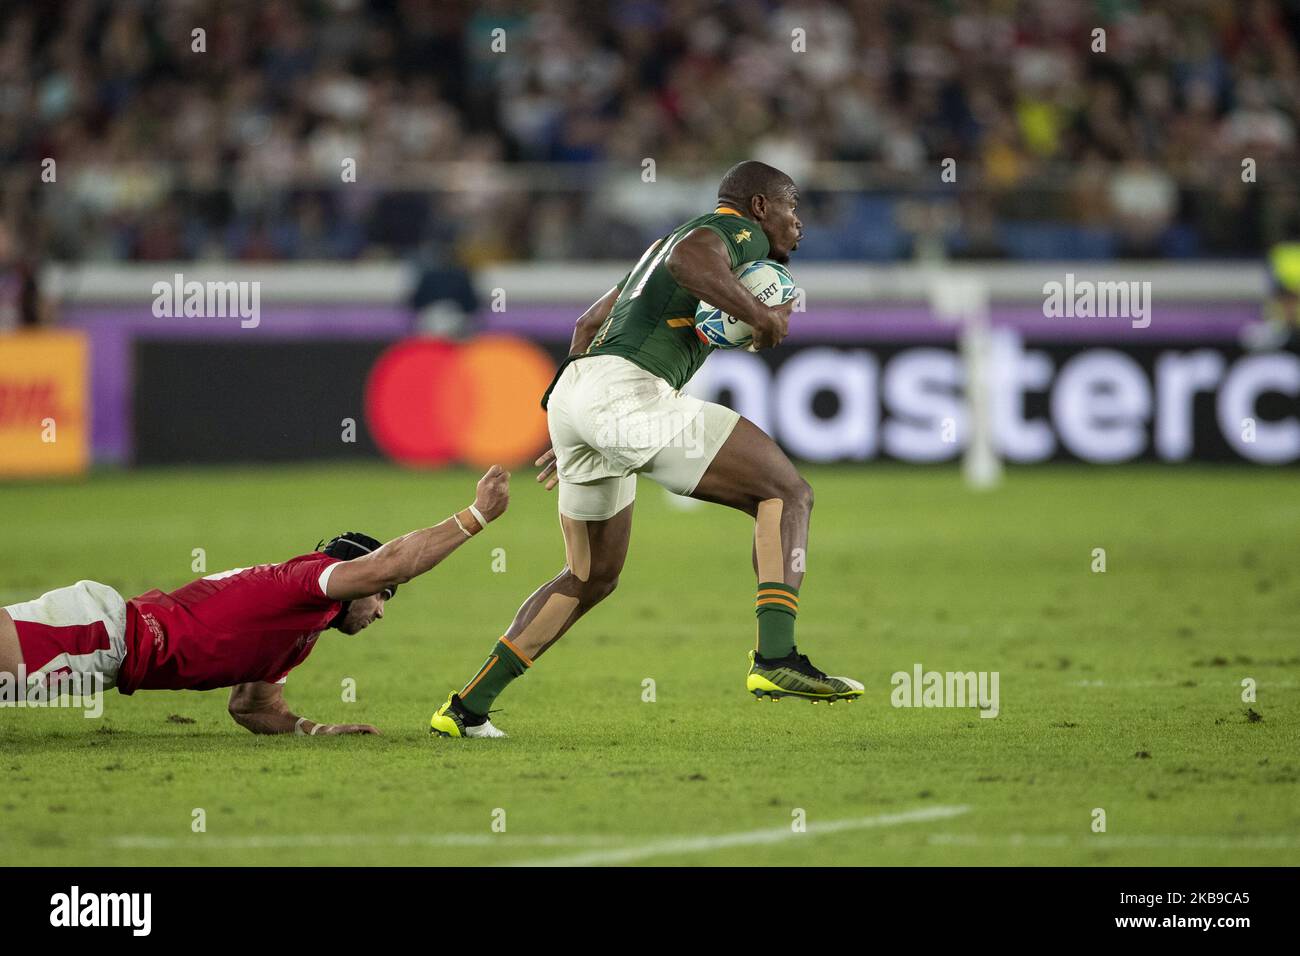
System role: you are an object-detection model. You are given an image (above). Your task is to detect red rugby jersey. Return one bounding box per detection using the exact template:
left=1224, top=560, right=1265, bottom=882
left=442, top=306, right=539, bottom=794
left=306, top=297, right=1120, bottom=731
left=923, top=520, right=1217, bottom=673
left=117, top=553, right=343, bottom=694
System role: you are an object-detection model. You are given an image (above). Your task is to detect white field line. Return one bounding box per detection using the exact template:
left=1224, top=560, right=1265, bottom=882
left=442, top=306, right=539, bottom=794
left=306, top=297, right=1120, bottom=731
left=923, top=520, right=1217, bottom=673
left=106, top=805, right=971, bottom=857
left=507, top=804, right=972, bottom=867
left=107, top=833, right=625, bottom=851
left=926, top=834, right=1300, bottom=850
left=1069, top=680, right=1299, bottom=688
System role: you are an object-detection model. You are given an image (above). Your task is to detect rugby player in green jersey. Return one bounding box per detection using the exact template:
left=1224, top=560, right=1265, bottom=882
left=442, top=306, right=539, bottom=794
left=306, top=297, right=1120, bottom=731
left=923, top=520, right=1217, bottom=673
left=431, top=160, right=863, bottom=738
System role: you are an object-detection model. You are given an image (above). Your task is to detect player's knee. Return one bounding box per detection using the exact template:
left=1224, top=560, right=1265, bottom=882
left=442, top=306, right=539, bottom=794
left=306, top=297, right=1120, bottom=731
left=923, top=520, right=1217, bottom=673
left=784, top=475, right=813, bottom=513
left=580, top=567, right=620, bottom=606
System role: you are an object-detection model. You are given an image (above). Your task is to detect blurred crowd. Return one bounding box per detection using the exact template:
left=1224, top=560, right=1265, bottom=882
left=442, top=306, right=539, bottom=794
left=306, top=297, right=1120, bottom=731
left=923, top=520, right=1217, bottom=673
left=1, top=0, right=1299, bottom=266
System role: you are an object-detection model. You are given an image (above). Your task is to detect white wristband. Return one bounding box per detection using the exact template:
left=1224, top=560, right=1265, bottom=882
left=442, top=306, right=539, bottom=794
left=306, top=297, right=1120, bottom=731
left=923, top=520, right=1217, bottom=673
left=468, top=504, right=488, bottom=530
left=310, top=722, right=325, bottom=736
left=294, top=717, right=309, bottom=736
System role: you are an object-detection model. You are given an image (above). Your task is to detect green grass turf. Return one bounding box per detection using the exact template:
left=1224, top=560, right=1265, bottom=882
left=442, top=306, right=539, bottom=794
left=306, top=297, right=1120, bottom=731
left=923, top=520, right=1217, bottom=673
left=1, top=463, right=1297, bottom=866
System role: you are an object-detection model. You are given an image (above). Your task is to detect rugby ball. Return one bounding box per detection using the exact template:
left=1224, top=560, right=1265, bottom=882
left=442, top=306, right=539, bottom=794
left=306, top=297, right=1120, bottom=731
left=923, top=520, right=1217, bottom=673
left=695, top=259, right=796, bottom=350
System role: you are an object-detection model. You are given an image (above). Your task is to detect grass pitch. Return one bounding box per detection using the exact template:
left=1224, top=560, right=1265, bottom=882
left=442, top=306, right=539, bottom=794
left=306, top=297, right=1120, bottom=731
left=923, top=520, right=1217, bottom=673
left=1, top=463, right=1297, bottom=866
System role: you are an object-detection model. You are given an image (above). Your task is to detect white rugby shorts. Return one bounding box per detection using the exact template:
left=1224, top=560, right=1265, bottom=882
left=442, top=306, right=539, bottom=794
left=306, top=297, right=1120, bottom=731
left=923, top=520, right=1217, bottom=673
left=546, top=354, right=739, bottom=520
left=4, top=580, right=128, bottom=689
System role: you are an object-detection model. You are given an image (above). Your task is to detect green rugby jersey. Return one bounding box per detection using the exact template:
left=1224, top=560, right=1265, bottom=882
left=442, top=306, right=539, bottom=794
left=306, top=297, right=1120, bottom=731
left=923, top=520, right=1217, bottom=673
left=542, top=206, right=770, bottom=407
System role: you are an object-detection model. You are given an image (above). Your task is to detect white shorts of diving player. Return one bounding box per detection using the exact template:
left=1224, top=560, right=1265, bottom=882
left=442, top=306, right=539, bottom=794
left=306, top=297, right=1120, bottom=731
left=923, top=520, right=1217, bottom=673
left=547, top=354, right=739, bottom=521
left=3, top=580, right=128, bottom=689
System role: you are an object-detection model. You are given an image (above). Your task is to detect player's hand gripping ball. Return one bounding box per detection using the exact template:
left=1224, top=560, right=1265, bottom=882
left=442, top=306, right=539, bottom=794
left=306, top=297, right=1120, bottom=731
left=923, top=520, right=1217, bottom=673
left=694, top=259, right=796, bottom=350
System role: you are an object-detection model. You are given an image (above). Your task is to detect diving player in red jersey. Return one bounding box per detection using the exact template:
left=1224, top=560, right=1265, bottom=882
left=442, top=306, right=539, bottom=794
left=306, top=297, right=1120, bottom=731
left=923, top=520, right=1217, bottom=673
left=0, top=466, right=510, bottom=735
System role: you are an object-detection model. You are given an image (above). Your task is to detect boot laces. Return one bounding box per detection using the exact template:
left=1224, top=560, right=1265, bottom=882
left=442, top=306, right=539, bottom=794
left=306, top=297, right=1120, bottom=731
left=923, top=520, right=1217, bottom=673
left=795, top=653, right=828, bottom=680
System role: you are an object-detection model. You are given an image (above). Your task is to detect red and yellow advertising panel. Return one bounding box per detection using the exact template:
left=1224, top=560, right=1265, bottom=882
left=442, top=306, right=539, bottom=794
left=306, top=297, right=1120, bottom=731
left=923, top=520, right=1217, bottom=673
left=365, top=335, right=555, bottom=468
left=0, top=331, right=89, bottom=477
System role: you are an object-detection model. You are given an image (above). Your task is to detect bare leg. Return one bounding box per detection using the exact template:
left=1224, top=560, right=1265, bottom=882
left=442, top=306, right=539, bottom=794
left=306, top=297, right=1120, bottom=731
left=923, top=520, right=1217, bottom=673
left=446, top=500, right=636, bottom=723
left=687, top=416, right=862, bottom=698
left=691, top=417, right=812, bottom=590
left=0, top=609, right=22, bottom=677
left=504, top=502, right=635, bottom=661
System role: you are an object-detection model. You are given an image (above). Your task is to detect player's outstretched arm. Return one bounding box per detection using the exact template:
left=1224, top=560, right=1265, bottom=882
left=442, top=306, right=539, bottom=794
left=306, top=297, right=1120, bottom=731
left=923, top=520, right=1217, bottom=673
left=666, top=228, right=793, bottom=348
left=227, top=681, right=378, bottom=736
left=324, top=465, right=510, bottom=602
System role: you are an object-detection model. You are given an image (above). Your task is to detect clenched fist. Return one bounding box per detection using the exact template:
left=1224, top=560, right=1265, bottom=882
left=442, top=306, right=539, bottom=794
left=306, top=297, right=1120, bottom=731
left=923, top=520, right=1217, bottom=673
left=474, top=465, right=510, bottom=524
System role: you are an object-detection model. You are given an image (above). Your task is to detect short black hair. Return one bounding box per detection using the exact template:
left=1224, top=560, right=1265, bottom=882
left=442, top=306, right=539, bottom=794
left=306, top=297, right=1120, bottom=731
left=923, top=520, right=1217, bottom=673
left=717, top=160, right=797, bottom=211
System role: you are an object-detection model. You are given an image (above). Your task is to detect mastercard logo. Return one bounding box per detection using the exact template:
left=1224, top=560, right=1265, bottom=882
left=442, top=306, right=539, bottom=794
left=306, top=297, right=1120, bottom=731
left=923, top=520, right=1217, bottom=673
left=364, top=335, right=556, bottom=467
